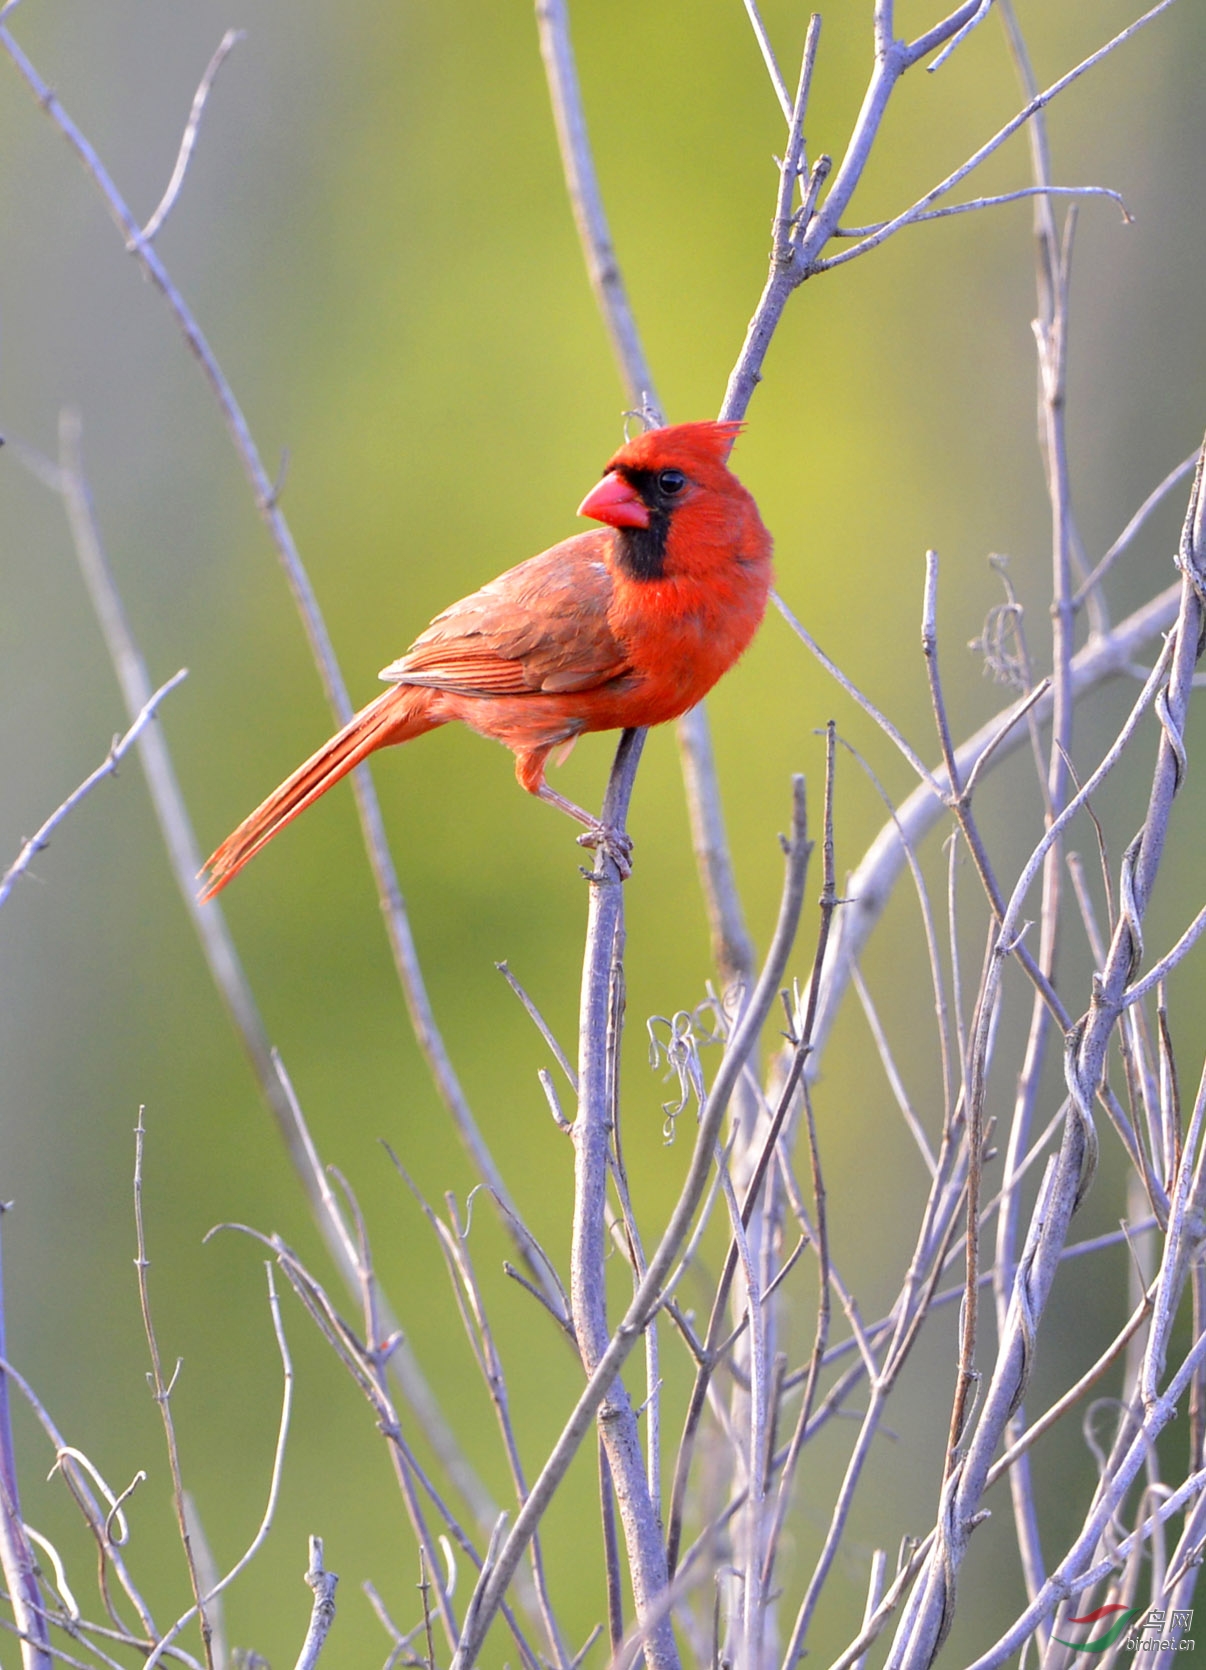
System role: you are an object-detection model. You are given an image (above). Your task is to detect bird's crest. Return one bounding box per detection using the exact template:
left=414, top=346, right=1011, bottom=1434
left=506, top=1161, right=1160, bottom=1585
left=607, top=419, right=745, bottom=475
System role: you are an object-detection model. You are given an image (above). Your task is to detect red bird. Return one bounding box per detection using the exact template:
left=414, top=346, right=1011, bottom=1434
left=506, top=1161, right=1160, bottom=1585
left=199, top=420, right=772, bottom=899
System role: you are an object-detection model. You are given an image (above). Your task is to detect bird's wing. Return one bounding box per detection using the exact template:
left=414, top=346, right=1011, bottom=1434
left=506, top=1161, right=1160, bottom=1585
left=380, top=534, right=631, bottom=697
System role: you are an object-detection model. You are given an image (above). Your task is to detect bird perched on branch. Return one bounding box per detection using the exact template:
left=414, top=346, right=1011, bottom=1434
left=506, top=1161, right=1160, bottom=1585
left=199, top=419, right=773, bottom=898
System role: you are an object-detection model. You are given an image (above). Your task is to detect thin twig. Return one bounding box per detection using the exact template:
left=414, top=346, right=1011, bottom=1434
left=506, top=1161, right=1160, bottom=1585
left=1073, top=449, right=1199, bottom=609
left=140, top=29, right=244, bottom=242
left=599, top=1443, right=624, bottom=1657
left=133, top=1110, right=214, bottom=1670
left=141, top=1262, right=293, bottom=1670
left=742, top=0, right=793, bottom=120
left=927, top=0, right=993, bottom=70
left=829, top=731, right=955, bottom=1133
left=834, top=183, right=1129, bottom=238
left=851, top=966, right=937, bottom=1175
left=760, top=737, right=838, bottom=1609
left=497, top=962, right=578, bottom=1090
left=0, top=671, right=187, bottom=910
left=773, top=593, right=945, bottom=802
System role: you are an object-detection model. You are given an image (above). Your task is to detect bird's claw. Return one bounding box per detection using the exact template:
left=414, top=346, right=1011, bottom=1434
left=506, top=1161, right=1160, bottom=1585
left=577, top=823, right=634, bottom=879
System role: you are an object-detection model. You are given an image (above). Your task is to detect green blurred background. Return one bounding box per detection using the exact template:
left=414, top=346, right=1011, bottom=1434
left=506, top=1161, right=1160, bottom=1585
left=1, top=1, right=1204, bottom=1663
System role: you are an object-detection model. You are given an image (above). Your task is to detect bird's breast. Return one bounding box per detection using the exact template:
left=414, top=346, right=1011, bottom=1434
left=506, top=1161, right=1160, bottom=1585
left=603, top=555, right=772, bottom=726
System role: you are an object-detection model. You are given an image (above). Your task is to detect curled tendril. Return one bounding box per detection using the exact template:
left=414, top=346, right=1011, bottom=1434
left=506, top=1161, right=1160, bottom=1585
left=49, top=1445, right=139, bottom=1547
left=646, top=1012, right=708, bottom=1142
left=968, top=555, right=1031, bottom=690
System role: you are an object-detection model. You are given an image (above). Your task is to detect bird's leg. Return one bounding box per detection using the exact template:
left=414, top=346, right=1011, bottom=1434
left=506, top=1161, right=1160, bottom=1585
left=514, top=747, right=635, bottom=876
left=535, top=782, right=634, bottom=879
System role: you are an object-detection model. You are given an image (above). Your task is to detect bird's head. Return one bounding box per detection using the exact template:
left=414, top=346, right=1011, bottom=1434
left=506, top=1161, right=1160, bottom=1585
left=577, top=420, right=749, bottom=581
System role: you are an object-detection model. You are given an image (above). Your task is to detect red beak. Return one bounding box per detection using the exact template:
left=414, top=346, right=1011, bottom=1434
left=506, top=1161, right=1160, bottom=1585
left=577, top=471, right=650, bottom=529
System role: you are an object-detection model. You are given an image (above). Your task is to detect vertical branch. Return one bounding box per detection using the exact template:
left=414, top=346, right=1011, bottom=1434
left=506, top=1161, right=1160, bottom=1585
left=534, top=0, right=761, bottom=988
left=677, top=710, right=756, bottom=983
left=760, top=738, right=835, bottom=1606
left=994, top=0, right=1080, bottom=1311
left=598, top=1442, right=625, bottom=1655
left=712, top=1147, right=769, bottom=1669
left=571, top=728, right=679, bottom=1670
left=134, top=1110, right=215, bottom=1670
left=453, top=785, right=809, bottom=1669
left=534, top=0, right=661, bottom=419
left=663, top=780, right=810, bottom=1584
left=990, top=14, right=1085, bottom=1618
left=891, top=438, right=1206, bottom=1670
left=920, top=557, right=986, bottom=1479
left=606, top=1032, right=661, bottom=1517
left=292, top=1537, right=338, bottom=1670
left=0, top=1214, right=51, bottom=1670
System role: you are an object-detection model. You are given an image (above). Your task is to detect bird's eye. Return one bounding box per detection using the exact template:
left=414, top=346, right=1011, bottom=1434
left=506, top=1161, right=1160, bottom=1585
left=658, top=469, right=687, bottom=496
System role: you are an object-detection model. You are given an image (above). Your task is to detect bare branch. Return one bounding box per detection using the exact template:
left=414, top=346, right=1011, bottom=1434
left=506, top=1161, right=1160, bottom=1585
left=817, top=1, right=1182, bottom=274
left=142, top=1262, right=294, bottom=1670
left=809, top=580, right=1180, bottom=1072
left=533, top=0, right=660, bottom=414
left=926, top=0, right=995, bottom=73
left=292, top=1538, right=337, bottom=1670
left=26, top=419, right=499, bottom=1529
left=774, top=592, right=945, bottom=799
left=741, top=0, right=792, bottom=120
left=1074, top=448, right=1200, bottom=609
left=834, top=183, right=1130, bottom=238
left=497, top=962, right=577, bottom=1090
left=571, top=727, right=677, bottom=1670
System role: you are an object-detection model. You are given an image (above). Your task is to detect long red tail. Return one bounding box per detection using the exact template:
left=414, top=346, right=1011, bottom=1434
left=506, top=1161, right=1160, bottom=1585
left=199, top=684, right=438, bottom=900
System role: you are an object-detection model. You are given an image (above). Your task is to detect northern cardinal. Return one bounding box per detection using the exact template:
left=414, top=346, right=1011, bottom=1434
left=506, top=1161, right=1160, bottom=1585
left=199, top=420, right=772, bottom=899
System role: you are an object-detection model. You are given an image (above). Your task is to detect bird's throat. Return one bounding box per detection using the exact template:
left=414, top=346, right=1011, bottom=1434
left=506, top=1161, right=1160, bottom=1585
left=615, top=517, right=669, bottom=581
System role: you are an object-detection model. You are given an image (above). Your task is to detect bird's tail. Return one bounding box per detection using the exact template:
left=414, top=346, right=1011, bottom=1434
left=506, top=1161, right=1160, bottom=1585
left=199, top=684, right=438, bottom=900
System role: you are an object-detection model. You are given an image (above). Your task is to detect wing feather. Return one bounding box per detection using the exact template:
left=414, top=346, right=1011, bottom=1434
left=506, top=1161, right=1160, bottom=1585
left=380, top=534, right=630, bottom=699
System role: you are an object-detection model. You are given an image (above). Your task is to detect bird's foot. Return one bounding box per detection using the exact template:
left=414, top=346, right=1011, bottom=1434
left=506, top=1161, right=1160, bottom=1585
left=577, top=823, right=634, bottom=879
